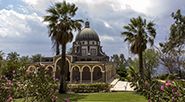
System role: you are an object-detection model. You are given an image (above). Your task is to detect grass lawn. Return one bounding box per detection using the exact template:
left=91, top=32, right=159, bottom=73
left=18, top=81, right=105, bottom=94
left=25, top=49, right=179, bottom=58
left=58, top=92, right=147, bottom=102
left=16, top=92, right=147, bottom=102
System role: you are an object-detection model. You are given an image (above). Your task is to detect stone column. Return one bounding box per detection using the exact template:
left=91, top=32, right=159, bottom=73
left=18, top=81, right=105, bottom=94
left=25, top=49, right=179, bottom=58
left=102, top=71, right=105, bottom=82
left=80, top=71, right=82, bottom=83
left=110, top=70, right=112, bottom=78
left=106, top=71, right=108, bottom=83
left=91, top=71, right=93, bottom=83
left=70, top=71, right=72, bottom=83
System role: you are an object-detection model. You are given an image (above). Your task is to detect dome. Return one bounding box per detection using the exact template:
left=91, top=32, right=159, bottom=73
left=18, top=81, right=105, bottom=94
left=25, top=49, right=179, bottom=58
left=75, top=21, right=99, bottom=41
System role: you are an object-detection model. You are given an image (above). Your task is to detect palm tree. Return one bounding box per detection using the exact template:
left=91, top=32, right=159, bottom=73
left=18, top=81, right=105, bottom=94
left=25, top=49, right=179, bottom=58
left=43, top=1, right=82, bottom=93
left=0, top=51, right=4, bottom=68
left=31, top=54, right=42, bottom=63
left=121, top=16, right=156, bottom=80
left=0, top=51, right=4, bottom=61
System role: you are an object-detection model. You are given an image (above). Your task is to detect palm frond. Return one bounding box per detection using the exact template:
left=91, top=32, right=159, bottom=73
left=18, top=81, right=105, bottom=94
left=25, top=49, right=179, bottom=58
left=46, top=7, right=58, bottom=15
left=147, top=22, right=156, bottom=38
left=121, top=16, right=157, bottom=54
left=43, top=1, right=83, bottom=53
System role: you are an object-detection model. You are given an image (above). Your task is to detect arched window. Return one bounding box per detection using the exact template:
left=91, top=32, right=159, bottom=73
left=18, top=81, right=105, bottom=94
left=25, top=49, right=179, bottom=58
left=82, top=67, right=91, bottom=83
left=72, top=67, right=80, bottom=83
left=90, top=48, right=97, bottom=56
left=93, top=67, right=102, bottom=82
left=82, top=48, right=87, bottom=56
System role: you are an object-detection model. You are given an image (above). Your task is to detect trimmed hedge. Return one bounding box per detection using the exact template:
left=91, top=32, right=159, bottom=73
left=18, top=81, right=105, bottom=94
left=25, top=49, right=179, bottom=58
left=68, top=83, right=110, bottom=93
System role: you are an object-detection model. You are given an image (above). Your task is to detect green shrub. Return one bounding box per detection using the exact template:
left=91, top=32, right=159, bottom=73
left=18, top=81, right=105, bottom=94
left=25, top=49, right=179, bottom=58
left=146, top=80, right=185, bottom=102
left=68, top=83, right=110, bottom=93
left=128, top=67, right=185, bottom=102
left=0, top=76, right=13, bottom=102
left=117, top=64, right=128, bottom=81
left=156, top=74, right=177, bottom=80
left=22, top=65, right=59, bottom=102
left=156, top=74, right=169, bottom=80
left=0, top=65, right=59, bottom=102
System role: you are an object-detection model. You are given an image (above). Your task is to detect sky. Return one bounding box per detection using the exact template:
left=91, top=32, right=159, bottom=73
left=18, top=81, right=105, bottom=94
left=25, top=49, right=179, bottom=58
left=0, top=0, right=185, bottom=58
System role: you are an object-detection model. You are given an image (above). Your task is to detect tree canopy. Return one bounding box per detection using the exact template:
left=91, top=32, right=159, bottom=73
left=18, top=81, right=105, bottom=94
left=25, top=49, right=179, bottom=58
left=122, top=16, right=156, bottom=79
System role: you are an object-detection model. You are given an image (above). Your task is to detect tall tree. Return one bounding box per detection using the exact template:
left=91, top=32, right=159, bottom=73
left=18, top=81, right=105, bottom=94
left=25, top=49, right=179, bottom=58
left=20, top=56, right=31, bottom=67
left=0, top=51, right=4, bottom=60
left=143, top=49, right=159, bottom=80
left=31, top=54, right=42, bottom=63
left=6, top=52, right=20, bottom=61
left=0, top=51, right=4, bottom=73
left=160, top=9, right=185, bottom=78
left=44, top=1, right=82, bottom=93
left=121, top=16, right=156, bottom=80
left=5, top=52, right=20, bottom=80
left=120, top=54, right=126, bottom=64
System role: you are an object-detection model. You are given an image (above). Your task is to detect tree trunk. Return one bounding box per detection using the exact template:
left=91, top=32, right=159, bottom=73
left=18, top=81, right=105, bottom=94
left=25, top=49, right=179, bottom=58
left=56, top=42, right=60, bottom=55
left=177, top=57, right=182, bottom=78
left=139, top=51, right=144, bottom=80
left=148, top=68, right=151, bottom=81
left=59, top=44, right=67, bottom=94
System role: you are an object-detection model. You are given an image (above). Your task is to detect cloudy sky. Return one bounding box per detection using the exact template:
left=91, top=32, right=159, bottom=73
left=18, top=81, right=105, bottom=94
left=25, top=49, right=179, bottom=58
left=0, top=0, right=185, bottom=58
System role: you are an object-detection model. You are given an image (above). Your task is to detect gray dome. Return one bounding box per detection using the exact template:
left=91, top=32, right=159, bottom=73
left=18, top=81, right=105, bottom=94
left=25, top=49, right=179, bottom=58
left=75, top=21, right=100, bottom=41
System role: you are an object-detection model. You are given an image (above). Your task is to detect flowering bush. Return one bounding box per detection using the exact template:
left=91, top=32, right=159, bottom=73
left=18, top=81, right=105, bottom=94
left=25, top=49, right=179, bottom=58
left=0, top=65, right=59, bottom=102
left=157, top=80, right=185, bottom=102
left=128, top=67, right=185, bottom=102
left=23, top=65, right=59, bottom=102
left=0, top=76, right=13, bottom=102
left=145, top=80, right=185, bottom=102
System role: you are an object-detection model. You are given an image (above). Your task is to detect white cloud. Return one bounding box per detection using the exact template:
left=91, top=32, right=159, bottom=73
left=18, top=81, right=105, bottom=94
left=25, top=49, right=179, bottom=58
left=22, top=0, right=38, bottom=6
left=103, top=21, right=112, bottom=28
left=117, top=0, right=151, bottom=13
left=100, top=35, right=114, bottom=42
left=21, top=0, right=65, bottom=14
left=1, top=0, right=185, bottom=57
left=0, top=9, right=43, bottom=37
left=0, top=8, right=52, bottom=56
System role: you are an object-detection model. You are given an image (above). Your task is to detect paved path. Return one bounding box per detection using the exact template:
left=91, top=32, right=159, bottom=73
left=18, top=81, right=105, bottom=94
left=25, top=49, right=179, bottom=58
left=110, top=78, right=119, bottom=86
left=110, top=79, right=135, bottom=92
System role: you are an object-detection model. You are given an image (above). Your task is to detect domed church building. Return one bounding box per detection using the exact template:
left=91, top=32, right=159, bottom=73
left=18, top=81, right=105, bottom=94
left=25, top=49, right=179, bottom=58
left=28, top=21, right=116, bottom=84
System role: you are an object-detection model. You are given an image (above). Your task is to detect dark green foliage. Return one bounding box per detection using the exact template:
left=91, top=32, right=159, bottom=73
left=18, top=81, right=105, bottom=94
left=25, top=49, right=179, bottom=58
left=19, top=56, right=31, bottom=67
left=127, top=66, right=142, bottom=91
left=0, top=51, right=59, bottom=102
left=31, top=54, right=42, bottom=63
left=159, top=10, right=185, bottom=78
left=43, top=1, right=82, bottom=46
left=2, top=52, right=21, bottom=80
left=0, top=76, right=13, bottom=102
left=0, top=51, right=4, bottom=60
left=0, top=51, right=5, bottom=74
left=127, top=49, right=159, bottom=81
left=128, top=66, right=185, bottom=101
left=112, top=54, right=128, bottom=80
left=68, top=83, right=110, bottom=93
left=43, top=1, right=82, bottom=93
left=156, top=74, right=176, bottom=80
left=111, top=54, right=119, bottom=62
left=143, top=49, right=159, bottom=80
left=0, top=52, right=32, bottom=80
left=148, top=80, right=185, bottom=102
left=21, top=65, right=59, bottom=102
left=156, top=74, right=169, bottom=80
left=161, top=9, right=185, bottom=52
left=122, top=16, right=156, bottom=80
left=111, top=54, right=126, bottom=65
left=0, top=64, right=59, bottom=102
left=117, top=64, right=128, bottom=81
